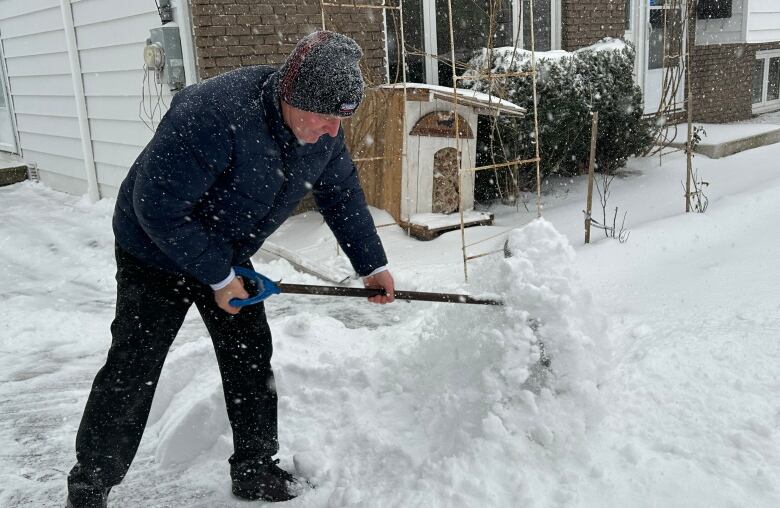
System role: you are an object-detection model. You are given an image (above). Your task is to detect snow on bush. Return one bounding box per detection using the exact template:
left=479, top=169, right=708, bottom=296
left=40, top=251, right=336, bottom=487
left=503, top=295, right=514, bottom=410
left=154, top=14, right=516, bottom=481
left=463, top=38, right=653, bottom=188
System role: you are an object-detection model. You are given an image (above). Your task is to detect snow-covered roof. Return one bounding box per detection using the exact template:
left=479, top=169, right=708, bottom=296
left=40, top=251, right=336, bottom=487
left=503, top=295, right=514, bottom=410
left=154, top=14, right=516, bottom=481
left=380, top=83, right=526, bottom=117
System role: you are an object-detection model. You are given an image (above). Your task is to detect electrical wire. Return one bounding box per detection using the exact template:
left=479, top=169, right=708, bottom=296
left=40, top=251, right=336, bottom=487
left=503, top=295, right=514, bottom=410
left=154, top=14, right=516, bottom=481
left=139, top=62, right=169, bottom=133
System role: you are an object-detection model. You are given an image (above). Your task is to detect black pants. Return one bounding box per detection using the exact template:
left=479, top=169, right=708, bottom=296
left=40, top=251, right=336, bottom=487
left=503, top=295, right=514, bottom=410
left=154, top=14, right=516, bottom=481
left=69, top=246, right=278, bottom=489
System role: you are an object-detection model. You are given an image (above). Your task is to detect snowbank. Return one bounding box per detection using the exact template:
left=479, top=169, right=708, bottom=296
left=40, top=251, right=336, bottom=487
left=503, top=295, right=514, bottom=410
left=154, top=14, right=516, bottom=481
left=146, top=219, right=610, bottom=506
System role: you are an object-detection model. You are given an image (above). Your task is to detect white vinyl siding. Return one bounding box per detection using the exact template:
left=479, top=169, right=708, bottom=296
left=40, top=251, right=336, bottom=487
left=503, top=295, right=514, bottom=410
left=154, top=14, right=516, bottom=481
left=11, top=95, right=77, bottom=117
left=71, top=0, right=173, bottom=197
left=0, top=0, right=187, bottom=197
left=0, top=0, right=77, bottom=188
left=746, top=0, right=780, bottom=43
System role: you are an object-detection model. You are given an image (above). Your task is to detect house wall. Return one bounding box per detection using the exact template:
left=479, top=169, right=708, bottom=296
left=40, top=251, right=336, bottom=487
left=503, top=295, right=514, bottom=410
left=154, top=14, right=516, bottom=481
left=696, top=0, right=745, bottom=45
left=691, top=36, right=780, bottom=122
left=1, top=0, right=86, bottom=194
left=0, top=0, right=182, bottom=197
left=560, top=0, right=625, bottom=51
left=690, top=43, right=754, bottom=122
left=191, top=0, right=386, bottom=84
left=72, top=1, right=176, bottom=196
left=558, top=0, right=780, bottom=122
left=746, top=0, right=780, bottom=43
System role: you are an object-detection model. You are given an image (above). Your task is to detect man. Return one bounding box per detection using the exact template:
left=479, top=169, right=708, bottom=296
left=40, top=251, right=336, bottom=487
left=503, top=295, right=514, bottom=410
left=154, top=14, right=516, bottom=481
left=67, top=31, right=394, bottom=507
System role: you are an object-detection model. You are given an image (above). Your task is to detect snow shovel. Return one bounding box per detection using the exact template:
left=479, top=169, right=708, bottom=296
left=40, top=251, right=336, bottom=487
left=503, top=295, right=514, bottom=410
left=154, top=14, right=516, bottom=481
left=229, top=267, right=503, bottom=307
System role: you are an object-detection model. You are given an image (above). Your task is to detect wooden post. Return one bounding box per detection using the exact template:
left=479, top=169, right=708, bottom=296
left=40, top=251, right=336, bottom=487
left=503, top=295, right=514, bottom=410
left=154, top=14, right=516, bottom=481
left=685, top=0, right=694, bottom=213
left=585, top=112, right=598, bottom=244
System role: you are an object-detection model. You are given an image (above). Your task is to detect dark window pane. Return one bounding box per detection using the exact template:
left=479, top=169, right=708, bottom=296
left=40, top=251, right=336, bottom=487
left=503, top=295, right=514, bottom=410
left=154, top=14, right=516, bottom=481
left=523, top=0, right=551, bottom=52
left=648, top=10, right=665, bottom=69
left=753, top=59, right=765, bottom=104
left=768, top=57, right=780, bottom=101
left=388, top=0, right=425, bottom=83
left=436, top=0, right=513, bottom=87
left=697, top=0, right=732, bottom=20
left=625, top=0, right=632, bottom=30
left=648, top=8, right=682, bottom=70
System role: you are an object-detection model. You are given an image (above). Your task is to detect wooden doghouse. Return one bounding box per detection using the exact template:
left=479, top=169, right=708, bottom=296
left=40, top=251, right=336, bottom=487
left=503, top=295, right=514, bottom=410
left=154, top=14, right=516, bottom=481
left=343, top=84, right=524, bottom=240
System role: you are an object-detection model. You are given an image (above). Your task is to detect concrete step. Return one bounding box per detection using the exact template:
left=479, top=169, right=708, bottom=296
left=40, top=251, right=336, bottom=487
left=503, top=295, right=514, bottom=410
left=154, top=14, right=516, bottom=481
left=668, top=123, right=780, bottom=159
left=0, top=153, right=28, bottom=187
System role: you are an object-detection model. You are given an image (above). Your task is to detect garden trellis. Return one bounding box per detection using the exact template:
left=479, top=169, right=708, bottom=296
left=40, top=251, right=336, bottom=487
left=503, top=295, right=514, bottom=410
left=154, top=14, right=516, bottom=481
left=319, top=0, right=545, bottom=280
left=642, top=0, right=700, bottom=213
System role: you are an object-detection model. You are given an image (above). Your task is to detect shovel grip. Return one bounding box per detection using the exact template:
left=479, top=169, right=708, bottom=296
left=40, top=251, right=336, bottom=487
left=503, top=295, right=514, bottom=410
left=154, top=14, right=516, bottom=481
left=228, top=266, right=282, bottom=307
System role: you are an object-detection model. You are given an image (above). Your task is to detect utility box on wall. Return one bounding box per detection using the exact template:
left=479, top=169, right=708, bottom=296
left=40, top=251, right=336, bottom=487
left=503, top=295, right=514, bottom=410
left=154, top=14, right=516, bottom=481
left=145, top=25, right=185, bottom=91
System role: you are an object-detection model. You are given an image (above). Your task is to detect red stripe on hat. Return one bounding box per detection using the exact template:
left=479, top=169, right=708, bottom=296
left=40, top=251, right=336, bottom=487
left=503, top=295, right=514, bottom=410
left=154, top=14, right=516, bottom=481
left=280, top=31, right=332, bottom=103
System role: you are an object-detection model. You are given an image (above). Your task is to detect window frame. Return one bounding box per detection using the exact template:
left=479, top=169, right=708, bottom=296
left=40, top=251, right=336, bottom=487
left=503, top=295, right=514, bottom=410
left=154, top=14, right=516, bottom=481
left=416, top=0, right=561, bottom=86
left=625, top=0, right=633, bottom=33
left=753, top=50, right=780, bottom=114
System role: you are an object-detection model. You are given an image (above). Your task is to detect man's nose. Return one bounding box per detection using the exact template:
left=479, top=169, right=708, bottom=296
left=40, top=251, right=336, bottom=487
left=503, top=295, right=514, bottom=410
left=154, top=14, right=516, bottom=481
left=324, top=118, right=341, bottom=137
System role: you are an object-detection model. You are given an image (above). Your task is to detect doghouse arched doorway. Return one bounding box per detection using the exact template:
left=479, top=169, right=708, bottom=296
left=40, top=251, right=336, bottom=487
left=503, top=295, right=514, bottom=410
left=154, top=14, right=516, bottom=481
left=432, top=147, right=460, bottom=214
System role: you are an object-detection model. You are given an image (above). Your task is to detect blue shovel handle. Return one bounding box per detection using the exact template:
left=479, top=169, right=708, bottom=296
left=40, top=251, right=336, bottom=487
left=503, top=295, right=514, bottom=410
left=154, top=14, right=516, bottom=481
left=228, top=266, right=282, bottom=307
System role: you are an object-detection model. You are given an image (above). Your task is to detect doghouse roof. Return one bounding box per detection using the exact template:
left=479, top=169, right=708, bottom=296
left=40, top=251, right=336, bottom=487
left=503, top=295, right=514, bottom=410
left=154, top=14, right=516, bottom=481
left=380, top=83, right=526, bottom=117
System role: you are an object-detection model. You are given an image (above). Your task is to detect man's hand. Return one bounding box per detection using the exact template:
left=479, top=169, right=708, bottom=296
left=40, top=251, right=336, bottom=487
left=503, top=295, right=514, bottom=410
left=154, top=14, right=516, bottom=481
left=214, top=276, right=249, bottom=314
left=363, top=270, right=395, bottom=305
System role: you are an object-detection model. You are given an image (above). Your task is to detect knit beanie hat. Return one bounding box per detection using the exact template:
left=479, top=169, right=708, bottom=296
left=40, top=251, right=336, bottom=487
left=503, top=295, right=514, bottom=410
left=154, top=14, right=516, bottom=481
left=277, top=31, right=365, bottom=117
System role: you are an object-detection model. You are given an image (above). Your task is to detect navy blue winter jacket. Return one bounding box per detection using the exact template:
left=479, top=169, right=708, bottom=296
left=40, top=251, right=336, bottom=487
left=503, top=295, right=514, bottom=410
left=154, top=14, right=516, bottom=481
left=113, top=66, right=387, bottom=285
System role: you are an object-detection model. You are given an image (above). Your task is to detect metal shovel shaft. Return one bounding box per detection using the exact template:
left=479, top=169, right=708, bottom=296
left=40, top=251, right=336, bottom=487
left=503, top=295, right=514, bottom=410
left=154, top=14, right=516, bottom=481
left=277, top=283, right=503, bottom=306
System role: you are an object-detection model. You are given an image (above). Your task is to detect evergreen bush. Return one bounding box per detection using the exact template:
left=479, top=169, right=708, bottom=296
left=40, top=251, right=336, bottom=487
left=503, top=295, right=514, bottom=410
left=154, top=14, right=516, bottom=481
left=463, top=38, right=653, bottom=199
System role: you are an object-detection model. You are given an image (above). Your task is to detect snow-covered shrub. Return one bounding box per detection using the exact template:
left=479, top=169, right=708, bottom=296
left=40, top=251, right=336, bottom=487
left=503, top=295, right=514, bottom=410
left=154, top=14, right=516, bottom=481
left=464, top=38, right=653, bottom=192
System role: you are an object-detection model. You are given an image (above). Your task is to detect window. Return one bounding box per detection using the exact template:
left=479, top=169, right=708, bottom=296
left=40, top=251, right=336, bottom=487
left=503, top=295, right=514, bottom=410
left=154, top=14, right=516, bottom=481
left=769, top=58, right=780, bottom=102
left=753, top=60, right=766, bottom=104
left=648, top=3, right=683, bottom=71
left=436, top=0, right=513, bottom=87
left=697, top=0, right=732, bottom=20
left=753, top=51, right=780, bottom=113
left=522, top=0, right=552, bottom=52
left=387, top=0, right=425, bottom=83
left=625, top=0, right=632, bottom=31
left=388, top=0, right=559, bottom=86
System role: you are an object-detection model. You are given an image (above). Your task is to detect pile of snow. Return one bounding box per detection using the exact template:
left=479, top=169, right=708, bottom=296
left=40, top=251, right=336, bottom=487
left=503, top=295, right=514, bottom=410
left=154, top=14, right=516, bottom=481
left=147, top=219, right=610, bottom=505
left=5, top=133, right=780, bottom=507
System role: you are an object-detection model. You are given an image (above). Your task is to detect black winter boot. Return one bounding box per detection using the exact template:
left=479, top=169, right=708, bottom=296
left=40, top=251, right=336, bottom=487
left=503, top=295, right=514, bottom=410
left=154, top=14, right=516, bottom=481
left=66, top=463, right=111, bottom=508
left=231, top=457, right=300, bottom=502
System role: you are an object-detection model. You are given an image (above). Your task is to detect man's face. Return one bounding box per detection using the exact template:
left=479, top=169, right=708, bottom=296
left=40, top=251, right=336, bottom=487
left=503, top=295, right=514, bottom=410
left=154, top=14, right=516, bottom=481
left=281, top=101, right=345, bottom=144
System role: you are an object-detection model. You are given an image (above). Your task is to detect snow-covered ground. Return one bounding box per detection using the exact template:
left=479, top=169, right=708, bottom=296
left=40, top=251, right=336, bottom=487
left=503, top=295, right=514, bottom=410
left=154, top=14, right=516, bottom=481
left=1, top=138, right=779, bottom=507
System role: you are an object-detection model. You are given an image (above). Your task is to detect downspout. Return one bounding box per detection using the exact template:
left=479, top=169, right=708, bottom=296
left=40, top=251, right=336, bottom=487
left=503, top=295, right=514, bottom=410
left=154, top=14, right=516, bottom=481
left=173, top=0, right=198, bottom=86
left=60, top=0, right=99, bottom=202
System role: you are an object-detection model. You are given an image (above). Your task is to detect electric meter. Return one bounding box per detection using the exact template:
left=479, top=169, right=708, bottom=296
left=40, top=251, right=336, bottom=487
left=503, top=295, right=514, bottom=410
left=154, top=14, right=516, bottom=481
left=144, top=41, right=165, bottom=71
left=144, top=26, right=185, bottom=91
